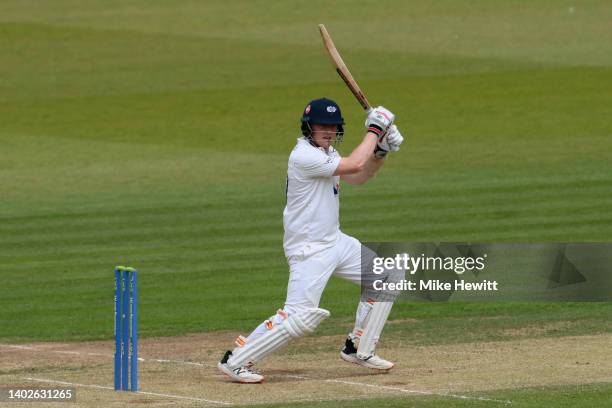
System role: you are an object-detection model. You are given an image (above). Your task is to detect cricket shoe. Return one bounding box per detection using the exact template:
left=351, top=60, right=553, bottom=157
left=217, top=350, right=264, bottom=383
left=340, top=337, right=394, bottom=371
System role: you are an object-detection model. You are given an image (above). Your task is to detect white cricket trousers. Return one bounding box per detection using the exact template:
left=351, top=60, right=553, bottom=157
left=284, top=231, right=366, bottom=314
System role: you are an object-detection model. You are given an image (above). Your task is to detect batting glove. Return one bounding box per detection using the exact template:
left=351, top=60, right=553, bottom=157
left=386, top=125, right=404, bottom=151
left=374, top=125, right=404, bottom=158
left=365, top=106, right=394, bottom=137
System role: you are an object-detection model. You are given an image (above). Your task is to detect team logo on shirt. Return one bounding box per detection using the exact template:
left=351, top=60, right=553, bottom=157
left=333, top=182, right=340, bottom=195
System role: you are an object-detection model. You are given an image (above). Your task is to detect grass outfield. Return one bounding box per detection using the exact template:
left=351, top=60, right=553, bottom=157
left=251, top=383, right=612, bottom=408
left=1, top=1, right=611, bottom=406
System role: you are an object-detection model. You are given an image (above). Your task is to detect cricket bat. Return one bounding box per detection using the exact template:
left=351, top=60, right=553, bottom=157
left=318, top=24, right=372, bottom=111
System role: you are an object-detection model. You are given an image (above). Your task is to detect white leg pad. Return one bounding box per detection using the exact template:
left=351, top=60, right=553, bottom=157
left=357, top=262, right=405, bottom=358
left=227, top=308, right=330, bottom=369
left=356, top=300, right=393, bottom=359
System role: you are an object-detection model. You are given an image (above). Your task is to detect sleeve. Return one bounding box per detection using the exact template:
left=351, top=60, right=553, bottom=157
left=293, top=148, right=341, bottom=178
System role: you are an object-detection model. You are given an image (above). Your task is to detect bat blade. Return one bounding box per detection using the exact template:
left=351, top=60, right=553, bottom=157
left=318, top=24, right=371, bottom=111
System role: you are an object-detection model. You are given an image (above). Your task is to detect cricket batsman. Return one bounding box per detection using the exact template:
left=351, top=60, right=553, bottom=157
left=218, top=98, right=404, bottom=383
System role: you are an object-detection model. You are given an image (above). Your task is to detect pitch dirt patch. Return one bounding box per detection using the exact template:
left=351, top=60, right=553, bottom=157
left=1, top=332, right=611, bottom=407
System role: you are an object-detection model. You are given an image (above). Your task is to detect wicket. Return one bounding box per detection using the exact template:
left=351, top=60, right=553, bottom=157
left=114, top=266, right=138, bottom=391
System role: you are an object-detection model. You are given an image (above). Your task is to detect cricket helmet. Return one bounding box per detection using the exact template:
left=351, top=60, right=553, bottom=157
left=301, top=98, right=345, bottom=142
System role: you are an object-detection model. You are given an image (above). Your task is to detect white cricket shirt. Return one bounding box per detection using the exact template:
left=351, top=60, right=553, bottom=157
left=283, top=137, right=342, bottom=258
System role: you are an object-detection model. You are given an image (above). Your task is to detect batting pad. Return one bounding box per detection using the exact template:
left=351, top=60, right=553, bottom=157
left=227, top=308, right=330, bottom=369
left=357, top=300, right=393, bottom=359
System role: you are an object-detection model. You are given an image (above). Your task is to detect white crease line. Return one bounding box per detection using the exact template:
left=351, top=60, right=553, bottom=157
left=0, top=344, right=214, bottom=367
left=0, top=344, right=106, bottom=357
left=284, top=375, right=512, bottom=404
left=1, top=344, right=35, bottom=350
left=145, top=357, right=216, bottom=368
left=24, top=377, right=232, bottom=405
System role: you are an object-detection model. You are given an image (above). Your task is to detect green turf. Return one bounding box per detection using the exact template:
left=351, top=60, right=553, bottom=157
left=241, top=382, right=612, bottom=408
left=1, top=0, right=611, bottom=345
